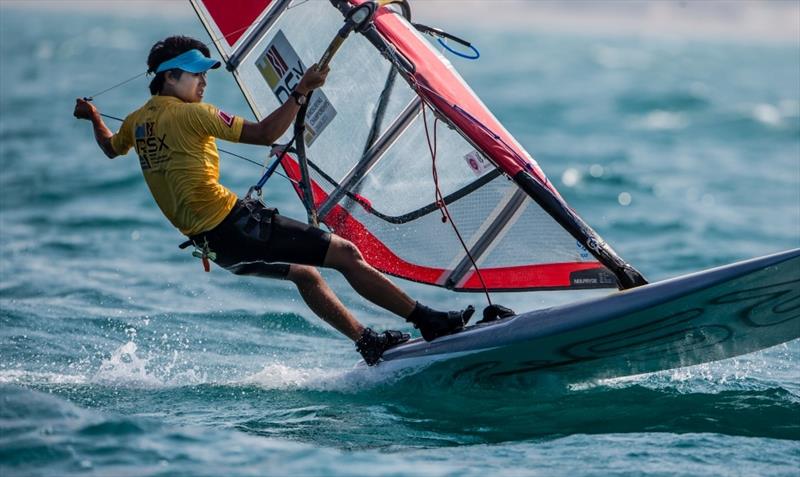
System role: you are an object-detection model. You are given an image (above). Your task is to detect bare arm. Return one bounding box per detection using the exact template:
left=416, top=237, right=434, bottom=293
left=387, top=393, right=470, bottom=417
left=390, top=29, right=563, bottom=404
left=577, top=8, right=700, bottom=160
left=74, top=98, right=118, bottom=159
left=239, top=93, right=304, bottom=146
left=239, top=64, right=329, bottom=146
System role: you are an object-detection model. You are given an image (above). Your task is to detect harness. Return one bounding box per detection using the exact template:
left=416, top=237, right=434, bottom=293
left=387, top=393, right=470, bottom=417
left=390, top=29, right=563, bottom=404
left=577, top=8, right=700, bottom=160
left=178, top=194, right=279, bottom=272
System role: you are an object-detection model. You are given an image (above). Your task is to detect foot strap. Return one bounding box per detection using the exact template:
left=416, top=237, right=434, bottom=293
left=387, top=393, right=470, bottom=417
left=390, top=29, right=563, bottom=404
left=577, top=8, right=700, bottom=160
left=356, top=328, right=410, bottom=366
left=408, top=304, right=475, bottom=342
left=477, top=304, right=515, bottom=324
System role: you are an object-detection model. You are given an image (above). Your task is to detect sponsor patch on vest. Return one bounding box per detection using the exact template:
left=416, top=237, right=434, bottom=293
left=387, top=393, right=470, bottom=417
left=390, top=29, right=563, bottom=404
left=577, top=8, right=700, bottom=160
left=217, top=110, right=234, bottom=127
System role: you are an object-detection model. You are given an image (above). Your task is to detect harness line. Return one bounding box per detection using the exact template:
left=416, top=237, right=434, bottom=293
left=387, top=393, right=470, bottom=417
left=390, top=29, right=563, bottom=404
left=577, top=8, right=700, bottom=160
left=421, top=101, right=493, bottom=306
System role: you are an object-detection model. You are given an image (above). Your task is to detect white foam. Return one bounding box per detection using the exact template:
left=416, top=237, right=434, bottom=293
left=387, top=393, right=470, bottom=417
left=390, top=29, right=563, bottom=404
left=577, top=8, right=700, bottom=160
left=90, top=337, right=211, bottom=388
left=241, top=360, right=425, bottom=393
left=242, top=363, right=340, bottom=390
left=0, top=369, right=87, bottom=385
left=570, top=352, right=779, bottom=394
left=92, top=341, right=163, bottom=387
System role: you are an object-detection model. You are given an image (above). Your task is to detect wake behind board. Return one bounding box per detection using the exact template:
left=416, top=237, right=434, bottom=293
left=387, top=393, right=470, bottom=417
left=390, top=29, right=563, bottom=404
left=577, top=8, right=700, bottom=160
left=364, top=249, right=800, bottom=381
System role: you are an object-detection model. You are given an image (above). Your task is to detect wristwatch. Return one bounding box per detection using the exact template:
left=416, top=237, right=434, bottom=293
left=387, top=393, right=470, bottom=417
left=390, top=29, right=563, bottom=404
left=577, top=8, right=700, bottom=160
left=290, top=90, right=307, bottom=106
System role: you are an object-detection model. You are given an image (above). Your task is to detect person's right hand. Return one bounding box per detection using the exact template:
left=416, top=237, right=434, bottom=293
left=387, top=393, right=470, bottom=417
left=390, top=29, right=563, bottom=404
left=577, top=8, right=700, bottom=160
left=296, top=63, right=330, bottom=95
left=74, top=98, right=98, bottom=120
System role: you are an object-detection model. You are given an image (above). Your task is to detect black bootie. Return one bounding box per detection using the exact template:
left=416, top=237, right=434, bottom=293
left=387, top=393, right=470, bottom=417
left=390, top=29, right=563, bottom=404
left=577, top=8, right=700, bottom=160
left=355, top=328, right=410, bottom=366
left=406, top=303, right=475, bottom=342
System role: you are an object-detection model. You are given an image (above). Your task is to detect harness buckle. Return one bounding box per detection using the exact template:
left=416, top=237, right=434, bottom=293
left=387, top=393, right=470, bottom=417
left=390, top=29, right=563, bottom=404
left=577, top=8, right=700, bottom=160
left=189, top=237, right=216, bottom=272
left=244, top=185, right=262, bottom=202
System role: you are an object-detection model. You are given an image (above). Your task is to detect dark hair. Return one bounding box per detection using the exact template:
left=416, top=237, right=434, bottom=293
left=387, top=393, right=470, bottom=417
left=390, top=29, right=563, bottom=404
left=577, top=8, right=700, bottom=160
left=147, top=36, right=210, bottom=95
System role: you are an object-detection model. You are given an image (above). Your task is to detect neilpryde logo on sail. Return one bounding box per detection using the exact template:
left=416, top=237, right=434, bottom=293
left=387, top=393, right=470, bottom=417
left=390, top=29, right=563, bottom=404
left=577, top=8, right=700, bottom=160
left=255, top=30, right=337, bottom=146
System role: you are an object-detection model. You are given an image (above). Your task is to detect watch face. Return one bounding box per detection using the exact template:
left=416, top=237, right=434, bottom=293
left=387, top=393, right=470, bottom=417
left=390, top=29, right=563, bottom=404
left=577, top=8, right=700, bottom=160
left=297, top=95, right=306, bottom=105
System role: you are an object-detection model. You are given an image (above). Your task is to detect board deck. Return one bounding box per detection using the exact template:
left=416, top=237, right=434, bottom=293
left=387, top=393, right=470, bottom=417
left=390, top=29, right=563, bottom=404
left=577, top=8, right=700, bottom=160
left=366, top=249, right=800, bottom=381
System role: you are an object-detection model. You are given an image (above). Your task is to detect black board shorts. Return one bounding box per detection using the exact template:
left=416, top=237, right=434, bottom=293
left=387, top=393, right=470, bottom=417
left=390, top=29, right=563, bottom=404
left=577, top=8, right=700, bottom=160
left=191, top=199, right=331, bottom=279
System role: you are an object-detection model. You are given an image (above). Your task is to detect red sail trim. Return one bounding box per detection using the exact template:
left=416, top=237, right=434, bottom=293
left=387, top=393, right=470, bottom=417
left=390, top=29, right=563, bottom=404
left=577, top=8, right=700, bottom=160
left=201, top=0, right=273, bottom=46
left=459, top=263, right=607, bottom=291
left=281, top=157, right=445, bottom=284
left=351, top=0, right=561, bottom=199
left=280, top=157, right=605, bottom=290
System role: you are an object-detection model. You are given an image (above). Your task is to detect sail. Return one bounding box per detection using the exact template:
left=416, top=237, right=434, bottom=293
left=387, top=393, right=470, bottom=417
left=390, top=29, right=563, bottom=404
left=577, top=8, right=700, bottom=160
left=191, top=0, right=645, bottom=291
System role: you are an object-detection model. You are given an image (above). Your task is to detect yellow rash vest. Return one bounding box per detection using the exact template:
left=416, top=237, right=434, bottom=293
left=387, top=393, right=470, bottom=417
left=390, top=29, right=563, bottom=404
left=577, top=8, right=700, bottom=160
left=111, top=95, right=244, bottom=236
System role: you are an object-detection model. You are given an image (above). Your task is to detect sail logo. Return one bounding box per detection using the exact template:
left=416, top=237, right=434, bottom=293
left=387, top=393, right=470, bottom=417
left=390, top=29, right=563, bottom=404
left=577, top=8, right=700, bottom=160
left=255, top=31, right=305, bottom=102
left=576, top=241, right=590, bottom=259
left=464, top=150, right=493, bottom=177
left=570, top=269, right=617, bottom=287
left=255, top=30, right=337, bottom=146
left=585, top=237, right=606, bottom=254
left=265, top=45, right=288, bottom=80
left=259, top=44, right=289, bottom=89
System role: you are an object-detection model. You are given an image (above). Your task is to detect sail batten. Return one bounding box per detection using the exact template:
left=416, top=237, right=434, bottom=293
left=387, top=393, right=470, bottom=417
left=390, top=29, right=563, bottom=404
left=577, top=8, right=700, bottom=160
left=363, top=67, right=399, bottom=154
left=191, top=0, right=644, bottom=291
left=318, top=96, right=421, bottom=219
left=445, top=188, right=528, bottom=289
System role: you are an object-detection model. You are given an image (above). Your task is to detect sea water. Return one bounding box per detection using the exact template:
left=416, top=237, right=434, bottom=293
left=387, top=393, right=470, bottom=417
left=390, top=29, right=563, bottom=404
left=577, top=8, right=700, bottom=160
left=1, top=3, right=799, bottom=476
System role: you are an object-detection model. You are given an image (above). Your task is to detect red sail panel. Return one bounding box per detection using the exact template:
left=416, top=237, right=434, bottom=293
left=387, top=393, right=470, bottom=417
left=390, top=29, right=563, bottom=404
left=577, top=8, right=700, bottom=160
left=200, top=0, right=273, bottom=46
left=458, top=263, right=610, bottom=291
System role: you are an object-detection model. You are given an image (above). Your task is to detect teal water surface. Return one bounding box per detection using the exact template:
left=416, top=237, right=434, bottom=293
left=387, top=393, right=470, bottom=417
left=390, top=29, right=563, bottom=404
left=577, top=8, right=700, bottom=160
left=1, top=4, right=799, bottom=477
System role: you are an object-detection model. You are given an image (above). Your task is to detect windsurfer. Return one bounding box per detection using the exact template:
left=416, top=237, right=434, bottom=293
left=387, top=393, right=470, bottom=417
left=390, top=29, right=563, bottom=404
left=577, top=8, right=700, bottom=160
left=73, top=36, right=474, bottom=365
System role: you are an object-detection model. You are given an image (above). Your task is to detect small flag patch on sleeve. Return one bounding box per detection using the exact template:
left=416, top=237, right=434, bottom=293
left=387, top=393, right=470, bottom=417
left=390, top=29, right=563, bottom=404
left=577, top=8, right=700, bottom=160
left=217, top=110, right=235, bottom=127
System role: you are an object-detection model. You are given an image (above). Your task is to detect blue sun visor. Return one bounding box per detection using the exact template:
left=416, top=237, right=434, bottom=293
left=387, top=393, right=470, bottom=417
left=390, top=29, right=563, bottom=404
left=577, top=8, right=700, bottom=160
left=155, top=49, right=221, bottom=74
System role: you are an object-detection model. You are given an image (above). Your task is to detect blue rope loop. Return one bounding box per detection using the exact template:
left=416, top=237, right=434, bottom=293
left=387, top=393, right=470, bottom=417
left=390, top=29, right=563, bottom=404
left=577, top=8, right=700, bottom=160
left=438, top=38, right=480, bottom=60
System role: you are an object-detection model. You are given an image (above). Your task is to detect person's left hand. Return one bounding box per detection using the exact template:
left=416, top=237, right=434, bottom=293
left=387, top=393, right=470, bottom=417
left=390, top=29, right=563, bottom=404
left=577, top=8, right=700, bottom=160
left=74, top=98, right=98, bottom=120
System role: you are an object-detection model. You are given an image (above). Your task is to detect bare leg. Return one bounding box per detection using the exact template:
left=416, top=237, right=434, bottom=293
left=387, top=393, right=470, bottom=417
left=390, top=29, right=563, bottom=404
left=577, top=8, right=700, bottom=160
left=323, top=236, right=416, bottom=318
left=287, top=264, right=364, bottom=341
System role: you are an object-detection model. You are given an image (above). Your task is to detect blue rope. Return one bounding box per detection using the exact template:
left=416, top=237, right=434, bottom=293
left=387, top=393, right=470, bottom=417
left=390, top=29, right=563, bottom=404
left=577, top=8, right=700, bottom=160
left=254, top=153, right=284, bottom=191
left=438, top=38, right=480, bottom=60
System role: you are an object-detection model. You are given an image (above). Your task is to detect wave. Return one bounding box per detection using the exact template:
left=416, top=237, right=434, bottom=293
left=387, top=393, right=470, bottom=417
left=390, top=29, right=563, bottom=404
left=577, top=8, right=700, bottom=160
left=222, top=376, right=800, bottom=445
left=198, top=310, right=339, bottom=339
left=2, top=381, right=797, bottom=477
left=3, top=345, right=798, bottom=448
left=0, top=384, right=333, bottom=477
